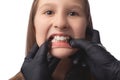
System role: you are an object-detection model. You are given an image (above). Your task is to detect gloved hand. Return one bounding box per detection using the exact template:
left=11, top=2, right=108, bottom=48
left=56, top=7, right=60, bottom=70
left=70, top=29, right=120, bottom=80
left=21, top=40, right=60, bottom=80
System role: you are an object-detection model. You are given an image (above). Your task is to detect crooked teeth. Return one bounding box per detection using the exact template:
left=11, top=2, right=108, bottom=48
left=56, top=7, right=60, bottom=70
left=52, top=36, right=69, bottom=42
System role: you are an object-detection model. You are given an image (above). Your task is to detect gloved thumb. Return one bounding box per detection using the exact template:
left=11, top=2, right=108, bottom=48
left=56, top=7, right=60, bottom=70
left=70, top=39, right=92, bottom=50
left=69, top=29, right=101, bottom=50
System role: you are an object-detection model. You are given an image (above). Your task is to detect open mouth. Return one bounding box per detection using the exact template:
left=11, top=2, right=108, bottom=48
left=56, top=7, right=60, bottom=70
left=49, top=34, right=72, bottom=48
left=52, top=35, right=70, bottom=42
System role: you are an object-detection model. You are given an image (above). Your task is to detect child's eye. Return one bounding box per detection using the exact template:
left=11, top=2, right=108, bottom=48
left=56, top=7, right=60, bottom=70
left=44, top=10, right=54, bottom=15
left=68, top=12, right=79, bottom=16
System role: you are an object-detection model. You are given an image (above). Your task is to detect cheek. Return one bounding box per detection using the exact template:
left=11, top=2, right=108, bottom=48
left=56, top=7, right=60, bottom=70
left=34, top=16, right=50, bottom=46
left=70, top=20, right=87, bottom=39
left=73, top=27, right=86, bottom=39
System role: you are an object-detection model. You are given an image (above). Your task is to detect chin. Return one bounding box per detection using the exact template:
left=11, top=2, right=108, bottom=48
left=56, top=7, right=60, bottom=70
left=50, top=48, right=77, bottom=59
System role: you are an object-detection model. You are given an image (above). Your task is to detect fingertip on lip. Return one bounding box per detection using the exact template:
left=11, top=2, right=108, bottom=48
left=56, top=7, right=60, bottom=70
left=48, top=36, right=54, bottom=41
left=68, top=38, right=74, bottom=47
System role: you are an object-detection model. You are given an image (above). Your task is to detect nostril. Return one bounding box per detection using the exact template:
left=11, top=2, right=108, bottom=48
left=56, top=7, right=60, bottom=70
left=54, top=26, right=58, bottom=28
left=54, top=25, right=68, bottom=30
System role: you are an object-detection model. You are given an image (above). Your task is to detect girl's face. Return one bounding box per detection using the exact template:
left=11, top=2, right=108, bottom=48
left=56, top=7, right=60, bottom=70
left=34, top=0, right=87, bottom=58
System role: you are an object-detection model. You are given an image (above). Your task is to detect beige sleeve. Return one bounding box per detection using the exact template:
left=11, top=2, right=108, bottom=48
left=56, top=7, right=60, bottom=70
left=9, top=72, right=25, bottom=80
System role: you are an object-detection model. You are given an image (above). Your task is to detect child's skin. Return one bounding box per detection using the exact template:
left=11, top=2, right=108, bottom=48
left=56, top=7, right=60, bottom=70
left=34, top=0, right=87, bottom=59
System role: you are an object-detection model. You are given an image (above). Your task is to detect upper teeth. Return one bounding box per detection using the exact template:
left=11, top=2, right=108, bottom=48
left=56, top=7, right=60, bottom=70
left=52, top=36, right=69, bottom=42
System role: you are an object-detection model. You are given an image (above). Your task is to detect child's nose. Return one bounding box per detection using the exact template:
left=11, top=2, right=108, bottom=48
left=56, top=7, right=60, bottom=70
left=53, top=14, right=69, bottom=31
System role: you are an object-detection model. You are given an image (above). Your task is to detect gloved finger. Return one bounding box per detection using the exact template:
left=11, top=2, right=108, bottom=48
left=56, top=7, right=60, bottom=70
left=69, top=50, right=86, bottom=65
left=47, top=54, right=60, bottom=74
left=34, top=40, right=50, bottom=62
left=25, top=43, right=39, bottom=61
left=49, top=58, right=60, bottom=74
left=92, top=30, right=101, bottom=43
left=70, top=39, right=92, bottom=50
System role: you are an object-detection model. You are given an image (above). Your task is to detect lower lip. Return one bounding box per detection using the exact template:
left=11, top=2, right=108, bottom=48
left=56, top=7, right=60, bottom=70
left=51, top=41, right=71, bottom=48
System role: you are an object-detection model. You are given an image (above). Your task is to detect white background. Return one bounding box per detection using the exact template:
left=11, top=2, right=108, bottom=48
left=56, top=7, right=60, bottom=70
left=0, top=0, right=120, bottom=80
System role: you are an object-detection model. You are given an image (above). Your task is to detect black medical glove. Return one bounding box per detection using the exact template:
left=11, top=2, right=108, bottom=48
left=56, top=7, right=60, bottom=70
left=70, top=30, right=120, bottom=80
left=21, top=41, right=59, bottom=80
